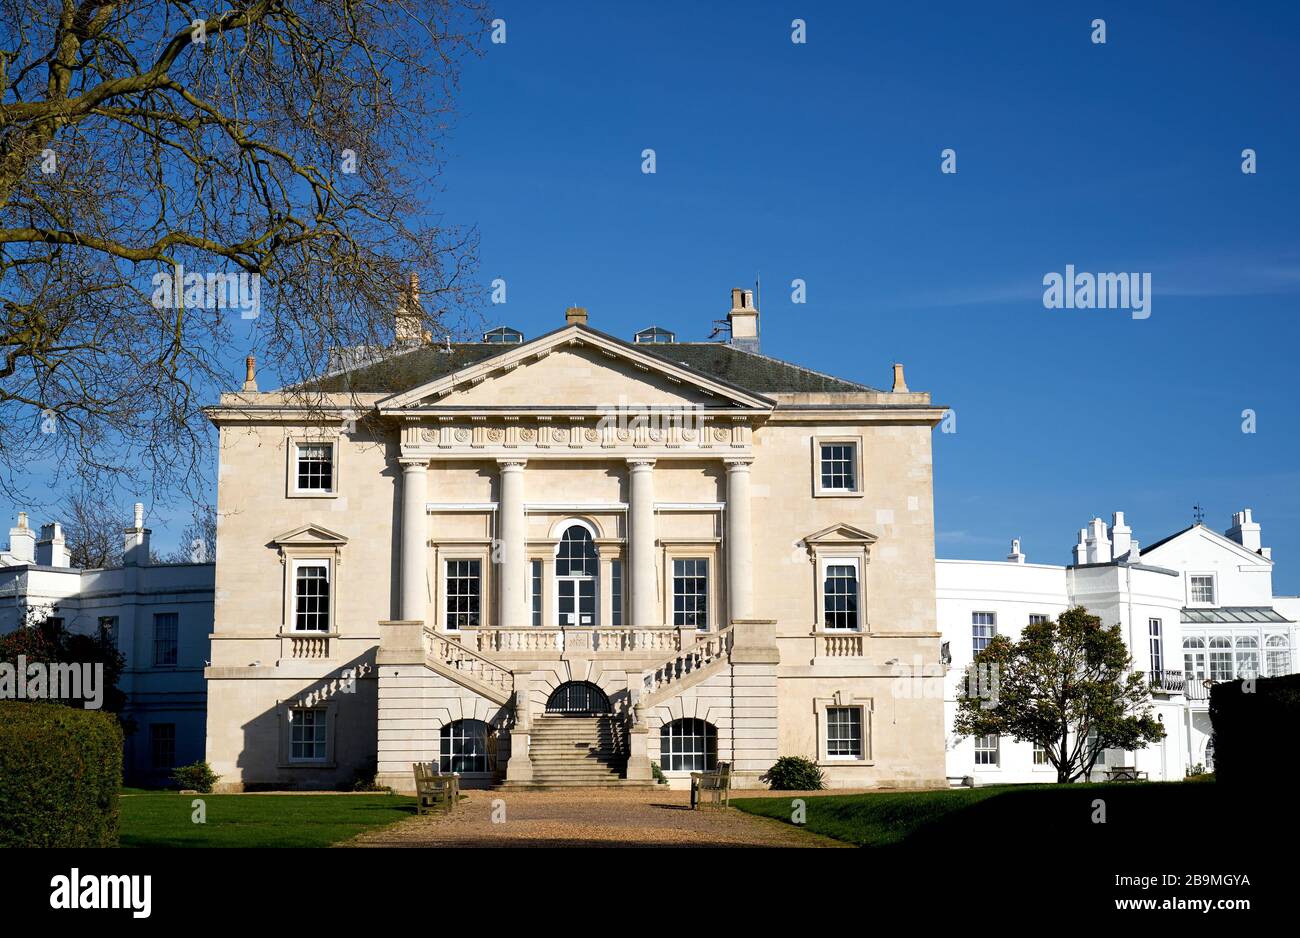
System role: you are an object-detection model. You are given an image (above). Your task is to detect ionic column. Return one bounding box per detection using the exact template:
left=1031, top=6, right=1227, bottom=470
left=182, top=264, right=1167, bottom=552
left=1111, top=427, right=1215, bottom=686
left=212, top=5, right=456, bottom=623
left=498, top=459, right=529, bottom=628
left=399, top=459, right=429, bottom=622
left=725, top=458, right=754, bottom=621
left=627, top=459, right=657, bottom=626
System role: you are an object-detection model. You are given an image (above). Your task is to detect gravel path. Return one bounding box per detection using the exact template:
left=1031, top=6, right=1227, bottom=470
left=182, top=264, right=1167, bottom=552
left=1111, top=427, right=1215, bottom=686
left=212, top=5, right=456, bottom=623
left=346, top=787, right=849, bottom=848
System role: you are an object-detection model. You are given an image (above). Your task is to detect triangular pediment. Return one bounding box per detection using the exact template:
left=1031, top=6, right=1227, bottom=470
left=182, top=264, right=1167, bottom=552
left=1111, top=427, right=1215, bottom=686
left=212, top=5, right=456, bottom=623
left=1142, top=524, right=1271, bottom=566
left=804, top=522, right=879, bottom=546
left=271, top=524, right=348, bottom=547
left=376, top=325, right=773, bottom=413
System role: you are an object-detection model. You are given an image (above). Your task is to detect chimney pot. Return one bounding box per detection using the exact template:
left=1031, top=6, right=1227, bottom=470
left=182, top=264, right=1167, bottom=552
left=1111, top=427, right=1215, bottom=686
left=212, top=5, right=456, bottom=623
left=242, top=355, right=258, bottom=392
left=891, top=363, right=909, bottom=393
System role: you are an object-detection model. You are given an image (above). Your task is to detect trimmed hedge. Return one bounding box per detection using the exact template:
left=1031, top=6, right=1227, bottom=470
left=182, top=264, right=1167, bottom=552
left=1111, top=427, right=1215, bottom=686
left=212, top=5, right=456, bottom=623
left=1208, top=673, right=1300, bottom=786
left=0, top=701, right=123, bottom=847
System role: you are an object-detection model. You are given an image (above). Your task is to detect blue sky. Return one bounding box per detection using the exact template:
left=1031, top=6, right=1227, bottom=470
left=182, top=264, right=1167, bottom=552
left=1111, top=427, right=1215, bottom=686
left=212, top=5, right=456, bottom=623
left=435, top=0, right=1300, bottom=588
left=8, top=1, right=1300, bottom=590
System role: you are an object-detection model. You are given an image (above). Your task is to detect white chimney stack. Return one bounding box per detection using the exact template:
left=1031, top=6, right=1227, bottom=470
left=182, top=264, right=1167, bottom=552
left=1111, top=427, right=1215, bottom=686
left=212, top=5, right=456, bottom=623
left=124, top=502, right=151, bottom=566
left=1128, top=539, right=1141, bottom=563
left=1110, top=511, right=1132, bottom=558
left=1226, top=509, right=1262, bottom=553
left=7, top=512, right=36, bottom=563
left=35, top=522, right=69, bottom=567
left=1007, top=538, right=1026, bottom=563
left=1086, top=517, right=1111, bottom=564
left=1073, top=528, right=1088, bottom=565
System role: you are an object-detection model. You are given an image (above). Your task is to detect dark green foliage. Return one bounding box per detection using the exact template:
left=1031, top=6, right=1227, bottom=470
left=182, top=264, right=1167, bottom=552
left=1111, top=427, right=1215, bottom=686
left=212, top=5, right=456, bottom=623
left=761, top=756, right=825, bottom=791
left=171, top=761, right=220, bottom=793
left=0, top=614, right=128, bottom=716
left=0, top=701, right=122, bottom=846
left=1209, top=673, right=1300, bottom=785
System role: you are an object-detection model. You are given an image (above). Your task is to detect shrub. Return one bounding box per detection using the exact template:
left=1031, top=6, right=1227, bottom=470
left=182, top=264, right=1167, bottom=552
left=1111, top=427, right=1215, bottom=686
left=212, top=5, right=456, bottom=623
left=0, top=701, right=122, bottom=847
left=761, top=756, right=825, bottom=791
left=171, top=761, right=220, bottom=793
left=347, top=772, right=392, bottom=793
left=650, top=761, right=667, bottom=784
left=1209, top=673, right=1300, bottom=785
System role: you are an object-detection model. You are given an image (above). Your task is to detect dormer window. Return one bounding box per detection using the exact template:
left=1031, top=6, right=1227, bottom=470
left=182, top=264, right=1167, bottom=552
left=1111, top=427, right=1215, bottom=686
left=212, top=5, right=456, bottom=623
left=1189, top=574, right=1216, bottom=605
left=482, top=326, right=523, bottom=344
left=634, top=326, right=675, bottom=344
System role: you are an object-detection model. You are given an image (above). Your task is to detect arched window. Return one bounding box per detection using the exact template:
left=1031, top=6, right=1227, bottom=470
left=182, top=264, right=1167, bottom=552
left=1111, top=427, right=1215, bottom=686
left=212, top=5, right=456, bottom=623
left=659, top=718, right=717, bottom=772
left=545, top=681, right=611, bottom=714
left=1208, top=636, right=1234, bottom=681
left=1266, top=635, right=1291, bottom=677
left=1183, top=636, right=1206, bottom=680
left=555, top=523, right=598, bottom=626
left=440, top=719, right=489, bottom=774
left=1234, top=635, right=1259, bottom=679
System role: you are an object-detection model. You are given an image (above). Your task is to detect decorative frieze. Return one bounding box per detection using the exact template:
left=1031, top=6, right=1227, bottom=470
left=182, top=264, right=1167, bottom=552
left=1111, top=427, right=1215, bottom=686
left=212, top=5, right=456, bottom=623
left=398, top=416, right=753, bottom=457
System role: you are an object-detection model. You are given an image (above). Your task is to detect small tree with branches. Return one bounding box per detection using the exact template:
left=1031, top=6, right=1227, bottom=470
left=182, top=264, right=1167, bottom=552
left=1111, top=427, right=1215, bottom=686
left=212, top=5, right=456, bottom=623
left=954, top=606, right=1165, bottom=783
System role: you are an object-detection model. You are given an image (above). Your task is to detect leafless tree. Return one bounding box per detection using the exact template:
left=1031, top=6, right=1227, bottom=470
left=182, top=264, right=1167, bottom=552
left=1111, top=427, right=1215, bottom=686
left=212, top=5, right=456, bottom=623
left=60, top=488, right=125, bottom=567
left=0, top=0, right=489, bottom=499
left=165, top=500, right=215, bottom=563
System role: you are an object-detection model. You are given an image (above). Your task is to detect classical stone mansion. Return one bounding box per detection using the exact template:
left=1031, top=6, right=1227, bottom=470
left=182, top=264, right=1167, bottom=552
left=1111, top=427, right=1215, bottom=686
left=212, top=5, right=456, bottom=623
left=203, top=286, right=949, bottom=791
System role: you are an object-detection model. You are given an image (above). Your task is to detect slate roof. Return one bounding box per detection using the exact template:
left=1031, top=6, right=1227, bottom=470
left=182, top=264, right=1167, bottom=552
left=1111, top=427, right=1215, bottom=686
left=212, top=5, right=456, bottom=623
left=306, top=329, right=876, bottom=395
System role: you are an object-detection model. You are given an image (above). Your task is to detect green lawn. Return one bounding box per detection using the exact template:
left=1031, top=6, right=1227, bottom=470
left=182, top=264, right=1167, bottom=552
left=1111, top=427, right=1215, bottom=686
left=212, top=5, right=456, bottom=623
left=733, top=781, right=1228, bottom=848
left=119, top=792, right=418, bottom=847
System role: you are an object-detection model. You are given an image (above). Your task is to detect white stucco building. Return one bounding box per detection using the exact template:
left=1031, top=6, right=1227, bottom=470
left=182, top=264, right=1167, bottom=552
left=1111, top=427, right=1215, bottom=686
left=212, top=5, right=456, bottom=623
left=0, top=507, right=212, bottom=784
left=938, top=510, right=1296, bottom=784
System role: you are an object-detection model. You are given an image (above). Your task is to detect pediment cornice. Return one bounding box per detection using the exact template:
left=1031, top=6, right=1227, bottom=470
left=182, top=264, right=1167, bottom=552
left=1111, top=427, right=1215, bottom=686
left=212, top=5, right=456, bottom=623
left=375, top=325, right=776, bottom=413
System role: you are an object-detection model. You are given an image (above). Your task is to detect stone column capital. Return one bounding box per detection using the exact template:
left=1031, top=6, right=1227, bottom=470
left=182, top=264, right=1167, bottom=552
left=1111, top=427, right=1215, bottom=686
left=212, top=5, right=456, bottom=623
left=722, top=457, right=754, bottom=470
left=399, top=457, right=429, bottom=471
left=626, top=457, right=657, bottom=470
left=496, top=458, right=528, bottom=470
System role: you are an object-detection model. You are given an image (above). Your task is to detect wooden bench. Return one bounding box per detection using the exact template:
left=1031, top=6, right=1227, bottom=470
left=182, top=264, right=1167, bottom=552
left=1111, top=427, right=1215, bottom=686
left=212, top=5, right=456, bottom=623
left=690, top=761, right=732, bottom=809
left=1105, top=766, right=1148, bottom=782
left=413, top=762, right=460, bottom=814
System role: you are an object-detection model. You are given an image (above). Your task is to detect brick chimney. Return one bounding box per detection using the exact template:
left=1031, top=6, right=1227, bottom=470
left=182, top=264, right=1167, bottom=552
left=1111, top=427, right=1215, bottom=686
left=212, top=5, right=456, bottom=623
left=7, top=512, right=35, bottom=563
left=1226, top=508, right=1263, bottom=553
left=565, top=306, right=588, bottom=326
left=123, top=502, right=151, bottom=566
left=35, top=522, right=69, bottom=567
left=727, top=288, right=759, bottom=353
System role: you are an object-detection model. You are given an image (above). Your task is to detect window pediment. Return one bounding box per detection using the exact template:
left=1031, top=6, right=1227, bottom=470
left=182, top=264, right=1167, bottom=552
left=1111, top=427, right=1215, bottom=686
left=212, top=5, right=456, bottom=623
left=803, top=523, right=878, bottom=548
left=271, top=524, right=349, bottom=549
